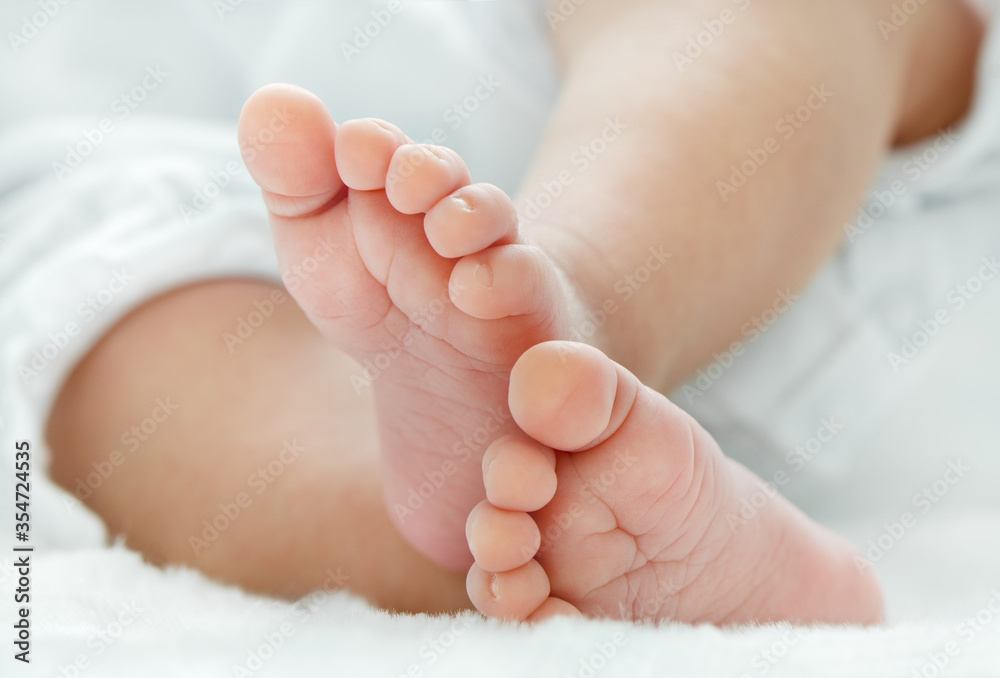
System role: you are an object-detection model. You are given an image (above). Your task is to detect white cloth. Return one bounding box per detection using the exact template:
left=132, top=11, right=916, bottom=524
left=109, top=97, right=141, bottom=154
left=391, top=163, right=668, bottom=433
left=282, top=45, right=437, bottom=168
left=8, top=543, right=1000, bottom=678
left=0, top=0, right=558, bottom=546
left=675, top=2, right=1000, bottom=523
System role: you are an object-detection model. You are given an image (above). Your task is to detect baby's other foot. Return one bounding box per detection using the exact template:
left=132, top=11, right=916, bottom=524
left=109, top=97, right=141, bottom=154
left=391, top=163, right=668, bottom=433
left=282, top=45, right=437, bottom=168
left=238, top=85, right=577, bottom=571
left=466, top=342, right=883, bottom=624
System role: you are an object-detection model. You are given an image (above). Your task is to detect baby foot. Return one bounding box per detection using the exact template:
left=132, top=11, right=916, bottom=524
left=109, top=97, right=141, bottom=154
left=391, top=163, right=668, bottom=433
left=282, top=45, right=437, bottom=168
left=238, top=85, right=577, bottom=571
left=466, top=342, right=883, bottom=624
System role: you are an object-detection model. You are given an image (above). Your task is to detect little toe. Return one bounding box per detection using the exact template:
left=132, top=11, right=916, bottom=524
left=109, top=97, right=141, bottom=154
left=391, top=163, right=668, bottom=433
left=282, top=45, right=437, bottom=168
left=482, top=435, right=557, bottom=513
left=466, top=501, right=541, bottom=573
left=386, top=144, right=471, bottom=215
left=424, top=183, right=518, bottom=259
left=467, top=560, right=551, bottom=621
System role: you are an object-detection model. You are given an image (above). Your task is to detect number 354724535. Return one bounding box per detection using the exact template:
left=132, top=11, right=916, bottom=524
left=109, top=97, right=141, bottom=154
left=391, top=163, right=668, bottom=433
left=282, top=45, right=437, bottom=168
left=14, top=441, right=30, bottom=534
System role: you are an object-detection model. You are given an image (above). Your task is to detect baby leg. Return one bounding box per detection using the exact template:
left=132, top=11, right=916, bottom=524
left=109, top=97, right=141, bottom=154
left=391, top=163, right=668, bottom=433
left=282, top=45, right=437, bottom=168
left=46, top=279, right=469, bottom=613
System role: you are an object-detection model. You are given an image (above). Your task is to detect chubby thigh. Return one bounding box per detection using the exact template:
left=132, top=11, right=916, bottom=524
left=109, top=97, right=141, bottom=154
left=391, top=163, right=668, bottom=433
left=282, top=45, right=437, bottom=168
left=45, top=278, right=469, bottom=614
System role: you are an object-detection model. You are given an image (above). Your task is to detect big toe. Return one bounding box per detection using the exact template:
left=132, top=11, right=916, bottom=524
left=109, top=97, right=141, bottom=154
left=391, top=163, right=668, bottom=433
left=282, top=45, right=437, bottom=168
left=238, top=83, right=343, bottom=217
left=508, top=342, right=636, bottom=452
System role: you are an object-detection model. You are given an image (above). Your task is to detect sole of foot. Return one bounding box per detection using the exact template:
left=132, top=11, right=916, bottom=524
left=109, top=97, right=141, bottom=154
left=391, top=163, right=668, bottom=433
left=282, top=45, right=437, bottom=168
left=465, top=341, right=884, bottom=625
left=238, top=84, right=579, bottom=571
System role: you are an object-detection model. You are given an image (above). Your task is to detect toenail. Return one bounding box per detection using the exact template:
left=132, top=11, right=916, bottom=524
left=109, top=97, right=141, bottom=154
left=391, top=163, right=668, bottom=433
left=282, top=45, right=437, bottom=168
left=474, top=263, right=494, bottom=289
left=452, top=195, right=475, bottom=212
left=421, top=146, right=444, bottom=163
left=489, top=573, right=500, bottom=600
left=369, top=119, right=396, bottom=133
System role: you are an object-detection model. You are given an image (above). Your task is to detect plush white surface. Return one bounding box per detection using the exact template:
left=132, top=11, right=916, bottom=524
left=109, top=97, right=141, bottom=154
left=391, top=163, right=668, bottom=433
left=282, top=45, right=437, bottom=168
left=2, top=284, right=999, bottom=677
left=3, top=537, right=1000, bottom=678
